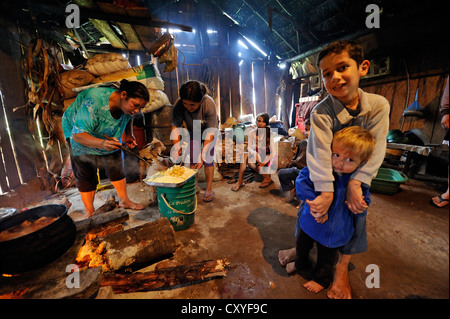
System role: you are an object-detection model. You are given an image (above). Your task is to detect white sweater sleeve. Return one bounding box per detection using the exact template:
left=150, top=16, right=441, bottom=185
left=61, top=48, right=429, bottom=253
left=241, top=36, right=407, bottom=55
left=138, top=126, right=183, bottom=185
left=306, top=111, right=335, bottom=192
left=351, top=96, right=390, bottom=185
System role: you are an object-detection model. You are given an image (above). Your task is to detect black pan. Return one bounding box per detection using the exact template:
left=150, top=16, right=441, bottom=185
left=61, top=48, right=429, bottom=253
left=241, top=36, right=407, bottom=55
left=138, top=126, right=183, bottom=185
left=0, top=204, right=76, bottom=274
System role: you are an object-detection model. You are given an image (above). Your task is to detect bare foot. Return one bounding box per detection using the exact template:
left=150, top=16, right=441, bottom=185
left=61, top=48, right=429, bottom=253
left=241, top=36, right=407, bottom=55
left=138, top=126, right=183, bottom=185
left=84, top=210, right=94, bottom=219
left=327, top=259, right=352, bottom=299
left=119, top=200, right=145, bottom=210
left=285, top=261, right=297, bottom=274
left=285, top=189, right=296, bottom=203
left=278, top=247, right=296, bottom=266
left=303, top=280, right=325, bottom=293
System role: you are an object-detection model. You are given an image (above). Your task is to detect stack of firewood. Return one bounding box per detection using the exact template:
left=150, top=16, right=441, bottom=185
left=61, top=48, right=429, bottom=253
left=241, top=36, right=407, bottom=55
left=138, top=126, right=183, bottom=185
left=216, top=129, right=247, bottom=165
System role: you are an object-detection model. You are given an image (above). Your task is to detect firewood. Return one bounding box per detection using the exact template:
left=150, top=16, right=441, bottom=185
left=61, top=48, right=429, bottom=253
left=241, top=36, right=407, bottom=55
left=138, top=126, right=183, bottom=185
left=92, top=195, right=117, bottom=216
left=33, top=266, right=103, bottom=299
left=100, top=217, right=177, bottom=272
left=75, top=207, right=129, bottom=234
left=0, top=267, right=103, bottom=299
left=76, top=218, right=177, bottom=273
left=85, top=223, right=124, bottom=241
left=101, top=259, right=230, bottom=294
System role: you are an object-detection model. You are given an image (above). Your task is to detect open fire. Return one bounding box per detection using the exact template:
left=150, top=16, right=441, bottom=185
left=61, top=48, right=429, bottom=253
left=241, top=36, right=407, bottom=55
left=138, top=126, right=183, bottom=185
left=1, top=204, right=229, bottom=298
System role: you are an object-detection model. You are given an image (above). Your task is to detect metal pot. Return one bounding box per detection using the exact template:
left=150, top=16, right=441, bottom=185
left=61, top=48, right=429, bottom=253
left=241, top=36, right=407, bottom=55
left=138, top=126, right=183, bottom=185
left=0, top=204, right=76, bottom=274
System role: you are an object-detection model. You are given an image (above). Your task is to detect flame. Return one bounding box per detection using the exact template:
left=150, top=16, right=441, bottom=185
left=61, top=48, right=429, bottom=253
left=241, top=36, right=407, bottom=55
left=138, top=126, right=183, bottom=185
left=1, top=273, right=21, bottom=278
left=75, top=223, right=124, bottom=272
left=0, top=288, right=28, bottom=299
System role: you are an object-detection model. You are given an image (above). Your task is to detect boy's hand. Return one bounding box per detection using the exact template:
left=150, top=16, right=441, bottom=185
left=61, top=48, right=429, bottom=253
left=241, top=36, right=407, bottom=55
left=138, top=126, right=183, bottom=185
left=346, top=179, right=368, bottom=214
left=310, top=212, right=329, bottom=224
left=306, top=192, right=333, bottom=222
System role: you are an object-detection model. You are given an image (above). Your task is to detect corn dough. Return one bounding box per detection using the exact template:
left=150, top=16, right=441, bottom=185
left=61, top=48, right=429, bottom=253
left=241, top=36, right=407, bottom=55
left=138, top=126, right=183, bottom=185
left=145, top=165, right=196, bottom=184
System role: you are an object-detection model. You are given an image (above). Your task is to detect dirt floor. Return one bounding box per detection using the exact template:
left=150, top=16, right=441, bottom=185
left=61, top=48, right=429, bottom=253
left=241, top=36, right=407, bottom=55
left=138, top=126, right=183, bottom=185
left=43, top=170, right=449, bottom=300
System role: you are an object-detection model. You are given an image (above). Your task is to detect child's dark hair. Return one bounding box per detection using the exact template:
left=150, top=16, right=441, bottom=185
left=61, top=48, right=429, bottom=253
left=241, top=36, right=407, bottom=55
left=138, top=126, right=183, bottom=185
left=119, top=79, right=149, bottom=102
left=179, top=80, right=209, bottom=103
left=256, top=113, right=271, bottom=149
left=317, top=40, right=364, bottom=68
left=256, top=113, right=270, bottom=126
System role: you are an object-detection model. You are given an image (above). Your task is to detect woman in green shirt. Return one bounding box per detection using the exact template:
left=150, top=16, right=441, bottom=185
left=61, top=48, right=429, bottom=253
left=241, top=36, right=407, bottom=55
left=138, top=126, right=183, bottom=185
left=62, top=79, right=149, bottom=217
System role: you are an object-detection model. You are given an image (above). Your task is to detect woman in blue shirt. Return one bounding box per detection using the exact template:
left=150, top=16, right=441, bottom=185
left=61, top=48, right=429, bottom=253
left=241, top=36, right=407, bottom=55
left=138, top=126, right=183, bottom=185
left=62, top=79, right=149, bottom=217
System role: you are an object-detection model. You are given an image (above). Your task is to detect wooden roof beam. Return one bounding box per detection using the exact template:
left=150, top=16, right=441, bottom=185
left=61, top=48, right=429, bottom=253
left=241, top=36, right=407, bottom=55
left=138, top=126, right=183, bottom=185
left=27, top=1, right=193, bottom=32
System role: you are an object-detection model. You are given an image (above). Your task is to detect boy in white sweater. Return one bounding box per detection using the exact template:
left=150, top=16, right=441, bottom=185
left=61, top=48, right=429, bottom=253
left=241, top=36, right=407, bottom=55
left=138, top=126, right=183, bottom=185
left=279, top=40, right=390, bottom=299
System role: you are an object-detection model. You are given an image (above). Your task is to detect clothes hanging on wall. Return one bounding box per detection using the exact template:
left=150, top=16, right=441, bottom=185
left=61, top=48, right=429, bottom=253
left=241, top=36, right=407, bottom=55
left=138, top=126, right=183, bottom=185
left=293, top=98, right=320, bottom=128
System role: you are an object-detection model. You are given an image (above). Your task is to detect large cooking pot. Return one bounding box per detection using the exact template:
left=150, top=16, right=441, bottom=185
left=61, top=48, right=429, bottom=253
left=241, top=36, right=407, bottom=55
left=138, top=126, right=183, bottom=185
left=0, top=204, right=76, bottom=274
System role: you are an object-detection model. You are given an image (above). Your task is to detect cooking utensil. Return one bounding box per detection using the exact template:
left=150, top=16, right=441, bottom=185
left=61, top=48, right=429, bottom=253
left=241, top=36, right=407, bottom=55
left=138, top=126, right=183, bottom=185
left=0, top=204, right=76, bottom=274
left=103, top=134, right=152, bottom=164
left=0, top=207, right=17, bottom=223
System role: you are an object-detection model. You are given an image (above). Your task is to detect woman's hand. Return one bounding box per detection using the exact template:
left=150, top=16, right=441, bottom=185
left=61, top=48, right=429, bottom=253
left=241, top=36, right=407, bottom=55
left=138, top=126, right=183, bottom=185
left=102, top=137, right=123, bottom=151
left=193, top=152, right=204, bottom=170
left=122, top=135, right=138, bottom=149
left=257, top=160, right=269, bottom=170
left=121, top=129, right=138, bottom=149
left=73, top=132, right=122, bottom=151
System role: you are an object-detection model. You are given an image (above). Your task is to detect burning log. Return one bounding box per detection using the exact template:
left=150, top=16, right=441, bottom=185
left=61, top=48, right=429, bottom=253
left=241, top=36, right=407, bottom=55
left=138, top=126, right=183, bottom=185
left=101, top=259, right=230, bottom=294
left=29, top=266, right=103, bottom=299
left=76, top=217, right=177, bottom=273
left=0, top=266, right=103, bottom=299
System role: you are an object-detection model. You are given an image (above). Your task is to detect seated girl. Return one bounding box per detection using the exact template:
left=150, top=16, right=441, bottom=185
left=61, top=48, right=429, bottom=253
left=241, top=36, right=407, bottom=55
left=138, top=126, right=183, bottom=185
left=231, top=113, right=276, bottom=191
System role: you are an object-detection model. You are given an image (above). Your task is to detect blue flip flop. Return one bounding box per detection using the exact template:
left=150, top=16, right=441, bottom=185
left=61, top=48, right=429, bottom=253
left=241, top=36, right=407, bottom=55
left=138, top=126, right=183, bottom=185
left=430, top=195, right=449, bottom=208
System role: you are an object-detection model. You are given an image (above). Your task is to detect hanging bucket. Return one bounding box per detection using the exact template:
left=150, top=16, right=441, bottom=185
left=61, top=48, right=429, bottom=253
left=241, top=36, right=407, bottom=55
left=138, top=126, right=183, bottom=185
left=156, top=177, right=197, bottom=231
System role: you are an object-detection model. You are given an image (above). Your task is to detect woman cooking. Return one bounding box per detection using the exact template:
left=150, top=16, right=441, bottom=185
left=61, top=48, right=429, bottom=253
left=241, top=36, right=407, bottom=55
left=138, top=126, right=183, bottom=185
left=171, top=80, right=219, bottom=202
left=62, top=79, right=149, bottom=217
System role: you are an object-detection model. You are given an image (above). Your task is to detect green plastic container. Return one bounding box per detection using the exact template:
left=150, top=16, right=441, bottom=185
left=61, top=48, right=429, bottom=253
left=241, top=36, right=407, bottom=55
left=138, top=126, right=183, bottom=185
left=370, top=168, right=408, bottom=195
left=156, top=177, right=197, bottom=231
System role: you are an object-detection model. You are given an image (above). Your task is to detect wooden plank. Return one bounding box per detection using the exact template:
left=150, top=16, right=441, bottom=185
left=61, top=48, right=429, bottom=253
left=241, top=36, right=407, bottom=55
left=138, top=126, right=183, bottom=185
left=74, top=0, right=127, bottom=49
left=230, top=59, right=241, bottom=120
left=265, top=63, right=279, bottom=117
left=417, top=75, right=446, bottom=143
left=219, top=59, right=231, bottom=123
left=125, top=7, right=158, bottom=50
left=240, top=61, right=254, bottom=117
left=253, top=62, right=266, bottom=116
left=362, top=74, right=447, bottom=144
left=97, top=3, right=145, bottom=51
left=0, top=102, right=20, bottom=191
